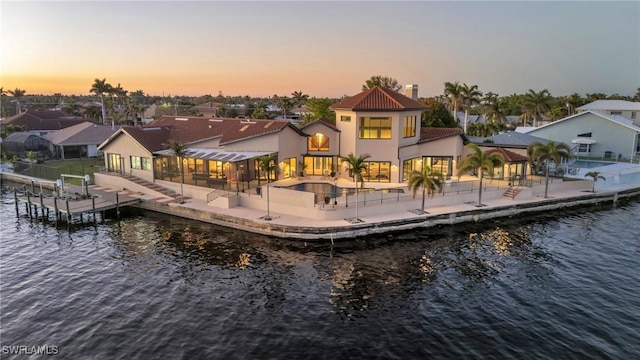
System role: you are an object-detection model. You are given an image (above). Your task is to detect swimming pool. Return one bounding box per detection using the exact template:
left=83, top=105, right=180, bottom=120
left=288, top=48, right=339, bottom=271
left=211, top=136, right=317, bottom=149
left=277, top=182, right=404, bottom=203
left=278, top=182, right=355, bottom=202
left=569, top=160, right=616, bottom=169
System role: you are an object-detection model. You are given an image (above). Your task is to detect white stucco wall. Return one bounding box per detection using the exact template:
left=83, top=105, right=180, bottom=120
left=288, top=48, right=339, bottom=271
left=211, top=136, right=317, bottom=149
left=101, top=133, right=155, bottom=182
left=527, top=112, right=639, bottom=159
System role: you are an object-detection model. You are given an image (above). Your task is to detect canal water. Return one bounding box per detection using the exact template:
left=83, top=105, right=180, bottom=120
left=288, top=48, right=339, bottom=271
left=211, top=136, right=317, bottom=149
left=1, top=188, right=639, bottom=359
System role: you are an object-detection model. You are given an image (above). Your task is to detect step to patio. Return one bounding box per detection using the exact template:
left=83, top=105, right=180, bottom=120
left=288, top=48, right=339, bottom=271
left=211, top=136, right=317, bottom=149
left=503, top=186, right=522, bottom=200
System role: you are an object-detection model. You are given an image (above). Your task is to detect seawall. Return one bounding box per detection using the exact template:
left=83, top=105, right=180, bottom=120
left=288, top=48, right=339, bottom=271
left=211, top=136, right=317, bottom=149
left=134, top=187, right=640, bottom=241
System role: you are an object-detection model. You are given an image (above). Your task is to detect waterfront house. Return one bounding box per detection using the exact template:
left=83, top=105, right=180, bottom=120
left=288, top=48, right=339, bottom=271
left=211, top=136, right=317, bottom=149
left=98, top=85, right=472, bottom=189
left=97, top=116, right=307, bottom=190
left=332, top=86, right=429, bottom=183
left=576, top=100, right=640, bottom=125
left=521, top=111, right=640, bottom=161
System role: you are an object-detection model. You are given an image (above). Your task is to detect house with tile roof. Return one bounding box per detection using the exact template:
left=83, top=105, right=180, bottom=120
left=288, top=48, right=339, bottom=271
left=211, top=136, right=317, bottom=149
left=0, top=110, right=87, bottom=136
left=332, top=86, right=468, bottom=182
left=98, top=116, right=308, bottom=188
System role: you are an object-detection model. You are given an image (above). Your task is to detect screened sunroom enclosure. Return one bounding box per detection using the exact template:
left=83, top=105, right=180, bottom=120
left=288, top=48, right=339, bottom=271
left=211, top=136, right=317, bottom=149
left=153, top=149, right=277, bottom=192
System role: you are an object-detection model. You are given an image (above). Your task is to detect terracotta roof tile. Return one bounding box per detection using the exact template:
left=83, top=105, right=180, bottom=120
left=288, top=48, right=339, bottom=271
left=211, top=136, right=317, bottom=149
left=1, top=110, right=87, bottom=131
left=331, top=86, right=427, bottom=111
left=418, top=127, right=464, bottom=143
left=114, top=116, right=304, bottom=152
left=484, top=148, right=528, bottom=162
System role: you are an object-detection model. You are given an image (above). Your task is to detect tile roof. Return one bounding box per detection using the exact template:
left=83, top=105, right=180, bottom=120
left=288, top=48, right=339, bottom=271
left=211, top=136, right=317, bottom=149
left=1, top=110, right=86, bottom=131
left=105, top=116, right=305, bottom=153
left=331, top=86, right=427, bottom=111
left=418, top=127, right=465, bottom=143
left=484, top=148, right=528, bottom=163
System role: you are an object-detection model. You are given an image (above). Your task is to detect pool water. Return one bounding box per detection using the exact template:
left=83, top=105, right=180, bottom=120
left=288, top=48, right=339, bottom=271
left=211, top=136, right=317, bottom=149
left=569, top=160, right=615, bottom=169
left=279, top=182, right=355, bottom=202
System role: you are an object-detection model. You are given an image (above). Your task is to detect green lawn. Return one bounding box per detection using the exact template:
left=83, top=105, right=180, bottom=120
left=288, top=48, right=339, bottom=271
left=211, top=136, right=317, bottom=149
left=18, top=158, right=105, bottom=184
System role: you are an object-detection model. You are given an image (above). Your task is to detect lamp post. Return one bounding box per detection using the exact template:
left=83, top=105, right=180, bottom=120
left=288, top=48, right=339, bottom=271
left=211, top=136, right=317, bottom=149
left=333, top=178, right=337, bottom=205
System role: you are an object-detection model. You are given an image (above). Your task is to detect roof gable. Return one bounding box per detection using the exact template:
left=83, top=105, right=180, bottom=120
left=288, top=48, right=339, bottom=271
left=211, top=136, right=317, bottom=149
left=484, top=147, right=528, bottom=163
left=331, top=86, right=427, bottom=111
left=528, top=111, right=640, bottom=133
left=300, top=117, right=340, bottom=133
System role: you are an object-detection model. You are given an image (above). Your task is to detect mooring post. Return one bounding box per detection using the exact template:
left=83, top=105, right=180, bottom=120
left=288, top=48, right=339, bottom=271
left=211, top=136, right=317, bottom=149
left=92, top=196, right=97, bottom=223
left=39, top=193, right=45, bottom=220
left=14, top=188, right=19, bottom=217
left=31, top=180, right=35, bottom=193
left=116, top=192, right=120, bottom=220
left=65, top=199, right=71, bottom=223
left=54, top=197, right=59, bottom=222
left=26, top=191, right=32, bottom=219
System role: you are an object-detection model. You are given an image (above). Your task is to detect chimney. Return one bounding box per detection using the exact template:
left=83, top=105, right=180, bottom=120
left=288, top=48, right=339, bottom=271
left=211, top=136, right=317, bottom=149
left=405, top=84, right=418, bottom=100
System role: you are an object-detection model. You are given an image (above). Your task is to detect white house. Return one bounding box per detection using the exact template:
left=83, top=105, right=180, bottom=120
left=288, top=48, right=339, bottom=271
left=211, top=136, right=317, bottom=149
left=576, top=100, right=640, bottom=125
left=522, top=111, right=640, bottom=161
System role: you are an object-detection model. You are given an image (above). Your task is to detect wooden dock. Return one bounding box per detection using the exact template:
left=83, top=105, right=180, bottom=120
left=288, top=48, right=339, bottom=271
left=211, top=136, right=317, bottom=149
left=12, top=184, right=141, bottom=224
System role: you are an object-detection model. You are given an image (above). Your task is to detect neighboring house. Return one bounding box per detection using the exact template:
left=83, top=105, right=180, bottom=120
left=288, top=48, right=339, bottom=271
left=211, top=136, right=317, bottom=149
left=521, top=111, right=640, bottom=160
left=0, top=110, right=87, bottom=137
left=2, top=132, right=52, bottom=158
left=44, top=121, right=123, bottom=159
left=576, top=100, right=640, bottom=125
left=469, top=131, right=550, bottom=155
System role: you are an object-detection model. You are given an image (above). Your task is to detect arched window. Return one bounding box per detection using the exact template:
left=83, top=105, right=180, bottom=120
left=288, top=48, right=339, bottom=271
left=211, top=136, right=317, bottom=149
left=308, top=133, right=330, bottom=151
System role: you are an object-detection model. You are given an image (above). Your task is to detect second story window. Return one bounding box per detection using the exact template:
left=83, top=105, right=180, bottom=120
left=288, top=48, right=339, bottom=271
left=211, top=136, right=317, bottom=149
left=359, top=117, right=392, bottom=139
left=403, top=115, right=416, bottom=138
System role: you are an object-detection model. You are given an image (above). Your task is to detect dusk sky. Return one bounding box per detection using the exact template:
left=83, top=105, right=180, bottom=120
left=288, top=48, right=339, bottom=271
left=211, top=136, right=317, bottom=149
left=1, top=1, right=639, bottom=98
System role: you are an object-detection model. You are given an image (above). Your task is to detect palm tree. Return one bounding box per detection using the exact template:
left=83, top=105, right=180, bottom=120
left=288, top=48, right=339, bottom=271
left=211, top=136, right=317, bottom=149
left=291, top=91, right=309, bottom=112
left=340, top=153, right=371, bottom=222
left=444, top=81, right=462, bottom=124
left=521, top=89, right=553, bottom=127
left=276, top=96, right=294, bottom=119
left=90, top=78, right=113, bottom=124
left=565, top=93, right=583, bottom=115
left=170, top=140, right=188, bottom=204
left=257, top=154, right=277, bottom=221
left=8, top=88, right=26, bottom=114
left=585, top=171, right=606, bottom=192
left=0, top=87, right=5, bottom=117
left=483, top=92, right=507, bottom=125
left=408, top=165, right=444, bottom=213
left=457, top=143, right=504, bottom=206
left=460, top=83, right=483, bottom=133
left=527, top=141, right=571, bottom=198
